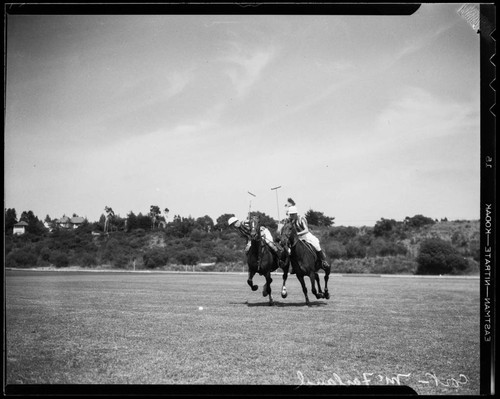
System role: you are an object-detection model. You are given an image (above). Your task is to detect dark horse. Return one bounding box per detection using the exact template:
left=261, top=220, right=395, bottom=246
left=246, top=216, right=290, bottom=306
left=280, top=221, right=331, bottom=305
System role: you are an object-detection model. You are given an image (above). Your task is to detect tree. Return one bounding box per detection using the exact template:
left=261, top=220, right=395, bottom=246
left=250, top=211, right=277, bottom=230
left=127, top=211, right=138, bottom=231
left=167, top=215, right=196, bottom=237
left=177, top=248, right=200, bottom=266
left=195, top=215, right=215, bottom=232
left=404, top=214, right=435, bottom=229
left=345, top=239, right=367, bottom=259
left=20, top=210, right=46, bottom=235
left=136, top=212, right=152, bottom=230
left=5, top=208, right=17, bottom=233
left=150, top=205, right=161, bottom=229
left=328, top=226, right=358, bottom=244
left=305, top=209, right=335, bottom=227
left=215, top=214, right=236, bottom=231
left=373, top=218, right=397, bottom=237
left=104, top=206, right=115, bottom=233
left=416, top=238, right=469, bottom=275
left=143, top=248, right=169, bottom=269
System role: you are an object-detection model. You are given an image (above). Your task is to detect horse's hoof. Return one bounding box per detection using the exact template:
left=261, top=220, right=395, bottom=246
left=316, top=293, right=324, bottom=299
left=281, top=292, right=288, bottom=299
left=324, top=292, right=330, bottom=300
left=252, top=285, right=258, bottom=291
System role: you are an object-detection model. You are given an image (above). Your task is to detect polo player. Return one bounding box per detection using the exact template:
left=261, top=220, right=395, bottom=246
left=228, top=216, right=286, bottom=269
left=286, top=206, right=329, bottom=269
left=228, top=216, right=252, bottom=253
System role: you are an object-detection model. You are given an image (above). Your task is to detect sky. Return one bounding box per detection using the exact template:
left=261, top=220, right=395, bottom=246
left=4, top=4, right=481, bottom=226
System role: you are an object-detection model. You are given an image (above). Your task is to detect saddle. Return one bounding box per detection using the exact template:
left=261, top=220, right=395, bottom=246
left=300, top=240, right=317, bottom=258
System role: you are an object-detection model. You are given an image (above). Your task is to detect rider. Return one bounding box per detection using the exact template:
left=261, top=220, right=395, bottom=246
left=286, top=205, right=330, bottom=269
left=227, top=216, right=252, bottom=253
left=228, top=216, right=287, bottom=269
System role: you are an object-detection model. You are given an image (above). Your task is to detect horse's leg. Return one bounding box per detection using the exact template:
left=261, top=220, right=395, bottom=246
left=263, top=272, right=274, bottom=305
left=314, top=272, right=324, bottom=296
left=323, top=263, right=331, bottom=300
left=296, top=273, right=310, bottom=306
left=281, top=255, right=290, bottom=298
left=310, top=271, right=324, bottom=299
left=247, top=267, right=258, bottom=291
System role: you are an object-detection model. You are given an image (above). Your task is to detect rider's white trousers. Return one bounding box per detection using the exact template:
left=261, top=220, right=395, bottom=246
left=299, top=232, right=321, bottom=252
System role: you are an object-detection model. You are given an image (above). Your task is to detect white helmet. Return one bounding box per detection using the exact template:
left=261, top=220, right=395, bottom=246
left=288, top=206, right=298, bottom=215
left=228, top=216, right=239, bottom=226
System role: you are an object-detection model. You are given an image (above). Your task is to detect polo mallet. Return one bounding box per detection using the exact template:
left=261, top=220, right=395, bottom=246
left=271, top=186, right=282, bottom=221
left=247, top=191, right=256, bottom=220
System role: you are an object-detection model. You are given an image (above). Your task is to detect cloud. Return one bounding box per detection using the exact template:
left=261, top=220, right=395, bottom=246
left=328, top=87, right=478, bottom=161
left=388, top=21, right=458, bottom=67
left=166, top=69, right=193, bottom=97
left=221, top=44, right=274, bottom=97
left=374, top=87, right=478, bottom=141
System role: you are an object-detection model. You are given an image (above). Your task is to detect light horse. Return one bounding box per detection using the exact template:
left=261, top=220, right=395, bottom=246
left=280, top=221, right=331, bottom=305
left=246, top=216, right=290, bottom=306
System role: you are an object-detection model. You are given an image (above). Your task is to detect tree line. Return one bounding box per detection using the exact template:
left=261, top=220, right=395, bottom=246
left=4, top=207, right=479, bottom=275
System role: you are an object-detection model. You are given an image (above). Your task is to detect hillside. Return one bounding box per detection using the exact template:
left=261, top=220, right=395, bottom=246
left=400, top=220, right=480, bottom=257
left=5, top=219, right=480, bottom=275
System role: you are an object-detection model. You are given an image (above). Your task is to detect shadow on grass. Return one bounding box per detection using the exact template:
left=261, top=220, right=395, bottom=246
left=230, top=301, right=328, bottom=307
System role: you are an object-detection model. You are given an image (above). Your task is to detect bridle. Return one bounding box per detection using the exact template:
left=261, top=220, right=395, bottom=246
left=249, top=216, right=260, bottom=241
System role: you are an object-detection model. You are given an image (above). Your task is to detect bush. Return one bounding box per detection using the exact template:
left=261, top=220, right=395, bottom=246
left=328, top=226, right=358, bottom=244
left=5, top=250, right=38, bottom=268
left=323, top=240, right=347, bottom=260
left=51, top=251, right=69, bottom=268
left=368, top=238, right=407, bottom=257
left=213, top=246, right=238, bottom=263
left=345, top=240, right=366, bottom=259
left=40, top=247, right=51, bottom=262
left=112, top=253, right=131, bottom=269
left=177, top=248, right=200, bottom=266
left=80, top=253, right=97, bottom=267
left=405, top=214, right=435, bottom=229
left=370, top=256, right=416, bottom=274
left=373, top=218, right=397, bottom=237
left=143, top=248, right=169, bottom=269
left=416, top=238, right=469, bottom=275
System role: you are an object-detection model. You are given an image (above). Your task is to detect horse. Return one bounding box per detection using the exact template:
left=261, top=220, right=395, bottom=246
left=279, top=221, right=331, bottom=305
left=246, top=216, right=290, bottom=306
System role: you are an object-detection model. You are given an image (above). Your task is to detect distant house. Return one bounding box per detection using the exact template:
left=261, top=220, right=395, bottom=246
left=54, top=216, right=86, bottom=229
left=13, top=221, right=29, bottom=235
left=55, top=216, right=72, bottom=229
left=70, top=216, right=85, bottom=229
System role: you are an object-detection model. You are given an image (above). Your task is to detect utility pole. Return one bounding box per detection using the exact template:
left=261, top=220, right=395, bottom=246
left=271, top=186, right=282, bottom=221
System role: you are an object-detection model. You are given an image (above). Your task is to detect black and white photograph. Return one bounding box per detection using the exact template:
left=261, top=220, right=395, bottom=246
left=4, top=3, right=495, bottom=396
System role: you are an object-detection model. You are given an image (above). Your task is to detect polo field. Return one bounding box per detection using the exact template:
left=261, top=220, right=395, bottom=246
left=5, top=270, right=480, bottom=395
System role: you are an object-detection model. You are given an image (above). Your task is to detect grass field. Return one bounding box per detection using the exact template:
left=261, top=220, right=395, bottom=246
left=5, top=270, right=480, bottom=395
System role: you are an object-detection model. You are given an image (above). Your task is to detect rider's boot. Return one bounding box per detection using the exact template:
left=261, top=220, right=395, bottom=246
left=316, top=250, right=329, bottom=268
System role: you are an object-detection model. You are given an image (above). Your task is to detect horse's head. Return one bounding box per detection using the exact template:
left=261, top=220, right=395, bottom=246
left=249, top=215, right=260, bottom=241
left=279, top=220, right=297, bottom=248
